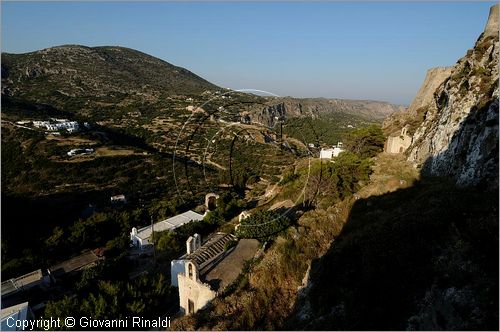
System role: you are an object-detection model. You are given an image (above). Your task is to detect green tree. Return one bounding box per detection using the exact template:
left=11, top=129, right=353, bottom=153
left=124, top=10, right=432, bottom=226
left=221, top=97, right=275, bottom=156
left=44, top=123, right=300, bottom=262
left=344, top=124, right=385, bottom=158
left=155, top=230, right=181, bottom=257
left=45, top=226, right=64, bottom=248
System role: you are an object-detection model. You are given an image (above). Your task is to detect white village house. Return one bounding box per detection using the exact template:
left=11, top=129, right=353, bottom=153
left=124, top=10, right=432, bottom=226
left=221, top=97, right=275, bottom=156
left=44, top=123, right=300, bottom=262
left=110, top=194, right=127, bottom=204
left=33, top=120, right=79, bottom=132
left=130, top=210, right=204, bottom=248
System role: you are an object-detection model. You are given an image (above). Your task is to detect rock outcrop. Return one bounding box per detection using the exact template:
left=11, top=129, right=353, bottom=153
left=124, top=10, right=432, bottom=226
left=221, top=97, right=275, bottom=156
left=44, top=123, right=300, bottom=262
left=249, top=97, right=405, bottom=126
left=407, top=67, right=453, bottom=115
left=406, top=4, right=499, bottom=189
left=382, top=67, right=452, bottom=137
left=484, top=3, right=499, bottom=37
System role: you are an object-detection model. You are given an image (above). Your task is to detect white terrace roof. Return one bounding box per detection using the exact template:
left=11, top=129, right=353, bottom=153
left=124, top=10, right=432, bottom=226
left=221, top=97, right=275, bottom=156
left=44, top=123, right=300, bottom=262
left=136, top=210, right=204, bottom=240
left=1, top=269, right=44, bottom=297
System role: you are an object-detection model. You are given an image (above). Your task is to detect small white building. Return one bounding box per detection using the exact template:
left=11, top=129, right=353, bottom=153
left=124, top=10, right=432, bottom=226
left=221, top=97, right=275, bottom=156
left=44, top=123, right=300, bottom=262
left=32, top=121, right=50, bottom=128
left=110, top=194, right=127, bottom=204
left=238, top=211, right=251, bottom=222
left=319, top=146, right=344, bottom=159
left=385, top=126, right=412, bottom=154
left=171, top=233, right=237, bottom=315
left=130, top=210, right=204, bottom=248
left=67, top=148, right=94, bottom=156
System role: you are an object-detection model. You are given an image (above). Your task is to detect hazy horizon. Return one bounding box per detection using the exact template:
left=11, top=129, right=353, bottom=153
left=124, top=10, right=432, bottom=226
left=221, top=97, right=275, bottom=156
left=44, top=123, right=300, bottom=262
left=2, top=2, right=495, bottom=105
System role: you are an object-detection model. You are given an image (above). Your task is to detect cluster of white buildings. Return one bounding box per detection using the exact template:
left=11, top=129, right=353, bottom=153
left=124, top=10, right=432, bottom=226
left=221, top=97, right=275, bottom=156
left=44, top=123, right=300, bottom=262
left=320, top=142, right=345, bottom=159
left=32, top=119, right=79, bottom=133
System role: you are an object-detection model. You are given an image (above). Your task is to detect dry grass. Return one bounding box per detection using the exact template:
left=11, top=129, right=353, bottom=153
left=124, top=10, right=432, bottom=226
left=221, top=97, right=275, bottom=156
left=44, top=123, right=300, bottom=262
left=46, top=135, right=97, bottom=146
left=95, top=146, right=140, bottom=156
left=356, top=152, right=419, bottom=199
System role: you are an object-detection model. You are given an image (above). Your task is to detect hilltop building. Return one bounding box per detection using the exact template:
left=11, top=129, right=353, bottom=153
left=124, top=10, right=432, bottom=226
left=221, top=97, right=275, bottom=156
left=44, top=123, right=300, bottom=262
left=385, top=126, right=412, bottom=154
left=171, top=233, right=259, bottom=315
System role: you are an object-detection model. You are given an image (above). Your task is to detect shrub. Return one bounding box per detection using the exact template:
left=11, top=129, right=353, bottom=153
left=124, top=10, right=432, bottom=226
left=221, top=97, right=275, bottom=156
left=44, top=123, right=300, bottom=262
left=235, top=210, right=291, bottom=240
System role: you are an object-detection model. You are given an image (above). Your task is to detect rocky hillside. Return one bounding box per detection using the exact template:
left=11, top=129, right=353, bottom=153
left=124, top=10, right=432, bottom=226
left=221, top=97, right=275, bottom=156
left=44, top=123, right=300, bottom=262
left=382, top=67, right=452, bottom=136
left=382, top=4, right=499, bottom=189
left=1, top=45, right=219, bottom=105
left=251, top=97, right=405, bottom=126
left=406, top=4, right=499, bottom=189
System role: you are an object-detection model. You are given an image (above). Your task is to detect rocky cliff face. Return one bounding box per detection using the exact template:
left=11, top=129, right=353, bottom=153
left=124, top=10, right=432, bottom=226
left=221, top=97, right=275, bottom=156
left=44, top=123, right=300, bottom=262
left=407, top=67, right=453, bottom=115
left=382, top=67, right=452, bottom=136
left=406, top=4, right=499, bottom=189
left=250, top=97, right=405, bottom=126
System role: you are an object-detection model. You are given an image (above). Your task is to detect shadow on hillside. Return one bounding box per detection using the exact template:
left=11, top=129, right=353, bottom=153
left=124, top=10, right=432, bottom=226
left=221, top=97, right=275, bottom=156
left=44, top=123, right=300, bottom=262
left=286, top=99, right=499, bottom=330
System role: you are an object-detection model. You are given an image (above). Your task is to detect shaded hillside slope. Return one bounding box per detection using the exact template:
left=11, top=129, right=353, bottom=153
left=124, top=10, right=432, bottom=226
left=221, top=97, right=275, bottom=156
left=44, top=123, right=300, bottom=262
left=290, top=177, right=497, bottom=330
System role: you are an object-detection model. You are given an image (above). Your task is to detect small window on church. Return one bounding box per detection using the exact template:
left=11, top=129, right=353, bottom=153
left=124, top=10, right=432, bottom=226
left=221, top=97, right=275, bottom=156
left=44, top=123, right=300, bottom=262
left=188, top=299, right=195, bottom=314
left=399, top=147, right=404, bottom=153
left=188, top=263, right=193, bottom=279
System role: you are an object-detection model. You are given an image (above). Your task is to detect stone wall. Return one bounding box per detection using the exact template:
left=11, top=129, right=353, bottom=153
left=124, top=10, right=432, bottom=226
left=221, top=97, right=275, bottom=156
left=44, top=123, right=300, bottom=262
left=178, top=272, right=216, bottom=315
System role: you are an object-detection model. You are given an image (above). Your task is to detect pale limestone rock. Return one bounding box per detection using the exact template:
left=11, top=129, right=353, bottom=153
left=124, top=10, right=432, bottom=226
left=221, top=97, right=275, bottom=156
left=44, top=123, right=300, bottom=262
left=406, top=4, right=499, bottom=188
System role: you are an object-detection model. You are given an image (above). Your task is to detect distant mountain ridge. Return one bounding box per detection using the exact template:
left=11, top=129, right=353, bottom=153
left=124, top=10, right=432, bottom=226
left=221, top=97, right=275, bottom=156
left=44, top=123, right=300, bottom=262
left=2, top=44, right=403, bottom=122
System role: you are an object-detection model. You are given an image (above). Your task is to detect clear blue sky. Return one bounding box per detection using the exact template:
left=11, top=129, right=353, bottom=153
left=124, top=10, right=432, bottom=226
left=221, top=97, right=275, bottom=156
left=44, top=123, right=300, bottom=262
left=1, top=2, right=495, bottom=105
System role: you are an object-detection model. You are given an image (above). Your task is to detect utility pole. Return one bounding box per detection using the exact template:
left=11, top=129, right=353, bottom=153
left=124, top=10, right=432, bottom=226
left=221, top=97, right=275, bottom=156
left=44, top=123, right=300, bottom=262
left=151, top=215, right=156, bottom=266
left=280, top=120, right=283, bottom=152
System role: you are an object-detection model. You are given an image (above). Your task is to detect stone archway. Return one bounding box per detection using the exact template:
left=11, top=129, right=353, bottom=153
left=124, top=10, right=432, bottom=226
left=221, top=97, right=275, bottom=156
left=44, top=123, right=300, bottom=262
left=205, top=193, right=219, bottom=211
